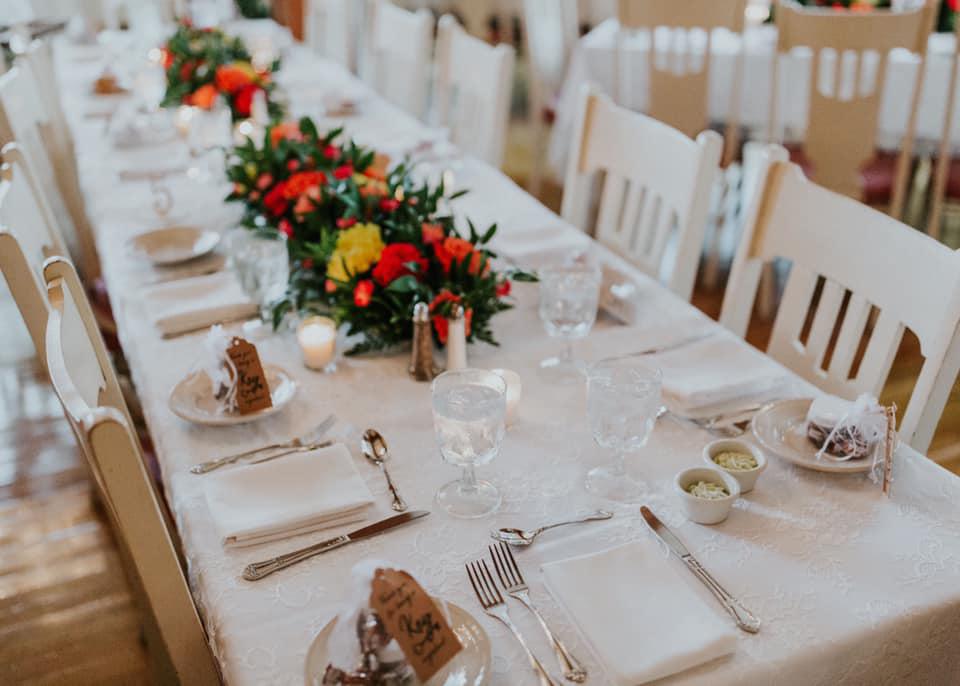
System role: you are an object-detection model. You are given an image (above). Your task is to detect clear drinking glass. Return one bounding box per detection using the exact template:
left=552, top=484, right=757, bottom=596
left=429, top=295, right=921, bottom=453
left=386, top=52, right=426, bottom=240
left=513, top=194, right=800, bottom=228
left=431, top=368, right=507, bottom=518
left=187, top=102, right=232, bottom=182
left=538, top=261, right=602, bottom=384
left=231, top=230, right=290, bottom=326
left=585, top=356, right=662, bottom=502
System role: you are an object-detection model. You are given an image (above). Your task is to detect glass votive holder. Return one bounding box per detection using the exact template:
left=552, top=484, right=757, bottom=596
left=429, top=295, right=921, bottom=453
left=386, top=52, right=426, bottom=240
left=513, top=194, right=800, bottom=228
left=297, top=316, right=337, bottom=372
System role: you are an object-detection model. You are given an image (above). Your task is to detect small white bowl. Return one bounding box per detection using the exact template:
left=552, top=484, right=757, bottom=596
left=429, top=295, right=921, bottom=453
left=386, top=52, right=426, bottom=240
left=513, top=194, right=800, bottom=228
left=675, top=467, right=740, bottom=525
left=702, top=439, right=767, bottom=494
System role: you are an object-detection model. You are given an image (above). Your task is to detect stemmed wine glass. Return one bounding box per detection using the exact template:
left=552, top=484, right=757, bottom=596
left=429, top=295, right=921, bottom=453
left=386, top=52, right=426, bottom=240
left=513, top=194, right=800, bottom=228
left=432, top=369, right=507, bottom=518
left=538, top=260, right=601, bottom=384
left=585, top=356, right=662, bottom=502
left=230, top=230, right=290, bottom=335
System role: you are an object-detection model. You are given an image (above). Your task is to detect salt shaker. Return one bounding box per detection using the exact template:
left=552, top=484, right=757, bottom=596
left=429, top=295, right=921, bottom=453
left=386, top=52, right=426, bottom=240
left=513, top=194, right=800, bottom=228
left=409, top=302, right=439, bottom=381
left=445, top=305, right=467, bottom=371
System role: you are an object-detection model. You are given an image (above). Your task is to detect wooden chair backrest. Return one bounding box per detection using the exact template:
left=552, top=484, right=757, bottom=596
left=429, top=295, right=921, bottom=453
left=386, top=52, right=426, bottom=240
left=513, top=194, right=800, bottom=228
left=927, top=18, right=960, bottom=240
left=433, top=15, right=515, bottom=168
left=615, top=0, right=746, bottom=160
left=720, top=145, right=960, bottom=452
left=43, top=257, right=220, bottom=685
left=770, top=0, right=935, bottom=211
left=363, top=0, right=434, bottom=120
left=562, top=84, right=722, bottom=301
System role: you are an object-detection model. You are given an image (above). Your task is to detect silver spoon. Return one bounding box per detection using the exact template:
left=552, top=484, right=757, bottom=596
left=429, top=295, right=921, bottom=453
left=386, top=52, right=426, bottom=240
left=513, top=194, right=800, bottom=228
left=361, top=429, right=408, bottom=512
left=491, top=510, right=614, bottom=546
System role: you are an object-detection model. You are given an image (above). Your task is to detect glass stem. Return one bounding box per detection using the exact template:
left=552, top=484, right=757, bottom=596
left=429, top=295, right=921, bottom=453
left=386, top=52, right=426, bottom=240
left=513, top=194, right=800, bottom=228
left=561, top=340, right=574, bottom=363
left=460, top=464, right=478, bottom=494
left=610, top=450, right=626, bottom=477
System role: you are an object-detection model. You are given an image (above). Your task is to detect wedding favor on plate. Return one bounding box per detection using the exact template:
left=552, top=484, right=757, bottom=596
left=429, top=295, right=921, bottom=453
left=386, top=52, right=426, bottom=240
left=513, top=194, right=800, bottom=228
left=805, top=393, right=885, bottom=462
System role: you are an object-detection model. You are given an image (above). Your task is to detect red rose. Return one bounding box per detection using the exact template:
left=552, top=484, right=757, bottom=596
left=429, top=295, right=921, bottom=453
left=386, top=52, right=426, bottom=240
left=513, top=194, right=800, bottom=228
left=178, top=60, right=196, bottom=82
left=215, top=63, right=255, bottom=94
left=302, top=258, right=314, bottom=270
left=255, top=173, right=273, bottom=190
left=496, top=279, right=511, bottom=297
left=353, top=280, right=374, bottom=307
left=161, top=48, right=174, bottom=70
left=372, top=243, right=428, bottom=286
left=325, top=278, right=337, bottom=293
left=263, top=181, right=289, bottom=217
left=233, top=83, right=261, bottom=118
left=323, top=144, right=339, bottom=160
left=336, top=217, right=357, bottom=229
left=429, top=290, right=472, bottom=344
left=279, top=219, right=294, bottom=238
left=333, top=164, right=354, bottom=180
left=287, top=159, right=300, bottom=171
left=379, top=198, right=400, bottom=212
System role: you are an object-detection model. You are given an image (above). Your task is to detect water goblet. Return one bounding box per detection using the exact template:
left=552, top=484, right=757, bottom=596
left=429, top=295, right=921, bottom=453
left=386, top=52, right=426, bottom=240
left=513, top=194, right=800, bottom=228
left=432, top=369, right=507, bottom=518
left=538, top=261, right=601, bottom=384
left=230, top=230, right=290, bottom=334
left=584, top=356, right=662, bottom=502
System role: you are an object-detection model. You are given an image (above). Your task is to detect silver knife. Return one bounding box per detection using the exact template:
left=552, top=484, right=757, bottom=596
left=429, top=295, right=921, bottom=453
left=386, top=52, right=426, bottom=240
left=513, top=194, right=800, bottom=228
left=630, top=330, right=716, bottom=357
left=640, top=506, right=761, bottom=633
left=242, top=510, right=430, bottom=581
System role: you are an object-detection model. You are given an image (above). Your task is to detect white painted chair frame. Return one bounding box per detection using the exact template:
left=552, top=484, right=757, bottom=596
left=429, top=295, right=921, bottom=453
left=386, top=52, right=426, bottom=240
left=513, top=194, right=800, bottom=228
left=305, top=0, right=357, bottom=71
left=927, top=18, right=960, bottom=241
left=363, top=0, right=434, bottom=120
left=43, top=255, right=220, bottom=685
left=561, top=84, right=722, bottom=302
left=720, top=145, right=960, bottom=453
left=433, top=14, right=515, bottom=168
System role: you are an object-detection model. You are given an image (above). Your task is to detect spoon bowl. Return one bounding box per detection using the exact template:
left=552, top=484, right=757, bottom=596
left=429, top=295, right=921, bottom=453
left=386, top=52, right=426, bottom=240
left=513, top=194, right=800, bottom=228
left=491, top=510, right=614, bottom=546
left=361, top=429, right=408, bottom=512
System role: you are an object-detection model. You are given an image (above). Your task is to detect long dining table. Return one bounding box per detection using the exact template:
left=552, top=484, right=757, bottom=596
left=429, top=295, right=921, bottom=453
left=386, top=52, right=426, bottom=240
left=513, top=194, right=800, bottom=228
left=52, top=24, right=960, bottom=686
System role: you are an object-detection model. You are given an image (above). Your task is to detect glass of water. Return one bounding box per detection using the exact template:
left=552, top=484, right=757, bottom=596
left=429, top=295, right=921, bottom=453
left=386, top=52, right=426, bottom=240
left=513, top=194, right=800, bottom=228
left=585, top=356, right=662, bottom=502
left=231, top=230, right=290, bottom=328
left=538, top=260, right=601, bottom=384
left=431, top=368, right=507, bottom=518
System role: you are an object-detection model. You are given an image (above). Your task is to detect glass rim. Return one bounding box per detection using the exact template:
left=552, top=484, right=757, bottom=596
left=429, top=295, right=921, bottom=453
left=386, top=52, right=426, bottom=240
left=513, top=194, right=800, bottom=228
left=431, top=367, right=508, bottom=395
left=587, top=355, right=663, bottom=382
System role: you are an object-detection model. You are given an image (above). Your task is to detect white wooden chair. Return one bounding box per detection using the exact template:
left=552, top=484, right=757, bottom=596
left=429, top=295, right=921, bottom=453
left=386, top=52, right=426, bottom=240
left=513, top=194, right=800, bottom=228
left=433, top=14, right=515, bottom=168
left=720, top=145, right=960, bottom=453
left=304, top=0, right=357, bottom=71
left=927, top=17, right=960, bottom=242
left=0, top=64, right=100, bottom=281
left=42, top=255, right=220, bottom=685
left=363, top=0, right=434, bottom=120
left=561, top=84, right=723, bottom=302
left=522, top=0, right=579, bottom=195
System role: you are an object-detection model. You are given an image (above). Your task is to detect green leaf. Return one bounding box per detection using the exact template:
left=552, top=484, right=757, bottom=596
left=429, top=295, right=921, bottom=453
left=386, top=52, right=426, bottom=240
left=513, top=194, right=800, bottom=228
left=386, top=275, right=419, bottom=293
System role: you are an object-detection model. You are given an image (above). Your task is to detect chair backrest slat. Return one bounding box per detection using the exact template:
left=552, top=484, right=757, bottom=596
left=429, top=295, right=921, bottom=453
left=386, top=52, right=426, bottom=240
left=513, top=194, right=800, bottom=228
left=305, top=0, right=356, bottom=71
left=363, top=0, right=433, bottom=120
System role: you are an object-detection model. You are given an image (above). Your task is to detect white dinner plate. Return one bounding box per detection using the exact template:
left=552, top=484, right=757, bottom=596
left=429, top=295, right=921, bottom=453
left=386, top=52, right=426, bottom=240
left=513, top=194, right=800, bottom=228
left=168, top=364, right=297, bottom=426
left=751, top=398, right=873, bottom=473
left=130, top=226, right=220, bottom=266
left=304, top=601, right=490, bottom=686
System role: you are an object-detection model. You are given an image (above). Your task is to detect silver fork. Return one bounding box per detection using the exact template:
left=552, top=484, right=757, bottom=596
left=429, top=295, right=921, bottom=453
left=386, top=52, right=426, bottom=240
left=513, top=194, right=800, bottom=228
left=465, top=559, right=558, bottom=686
left=490, top=542, right=587, bottom=683
left=657, top=405, right=754, bottom=438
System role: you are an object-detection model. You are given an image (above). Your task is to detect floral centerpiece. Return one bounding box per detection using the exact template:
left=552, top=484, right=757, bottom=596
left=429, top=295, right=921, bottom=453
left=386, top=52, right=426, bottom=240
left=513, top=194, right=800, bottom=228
left=159, top=21, right=284, bottom=122
left=225, top=118, right=533, bottom=353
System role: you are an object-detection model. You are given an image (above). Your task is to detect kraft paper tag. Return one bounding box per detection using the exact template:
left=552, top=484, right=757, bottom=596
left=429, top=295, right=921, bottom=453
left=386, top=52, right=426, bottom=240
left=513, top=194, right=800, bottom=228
left=226, top=337, right=272, bottom=414
left=369, top=568, right=462, bottom=681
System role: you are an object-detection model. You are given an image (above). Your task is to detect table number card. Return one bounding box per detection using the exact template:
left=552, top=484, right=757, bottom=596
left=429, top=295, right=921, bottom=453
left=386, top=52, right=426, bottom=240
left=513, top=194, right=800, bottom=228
left=369, top=568, right=462, bottom=681
left=226, top=337, right=272, bottom=414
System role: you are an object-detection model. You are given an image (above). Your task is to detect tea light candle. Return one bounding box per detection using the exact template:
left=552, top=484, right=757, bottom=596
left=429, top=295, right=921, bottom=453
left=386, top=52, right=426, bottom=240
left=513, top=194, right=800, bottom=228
left=297, top=316, right=337, bottom=371
left=175, top=105, right=196, bottom=138
left=492, top=368, right=522, bottom=425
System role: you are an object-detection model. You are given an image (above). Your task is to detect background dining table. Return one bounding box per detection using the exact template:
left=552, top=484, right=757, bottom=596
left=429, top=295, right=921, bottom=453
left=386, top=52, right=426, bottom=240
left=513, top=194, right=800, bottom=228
left=54, top=23, right=960, bottom=685
left=548, top=19, right=960, bottom=178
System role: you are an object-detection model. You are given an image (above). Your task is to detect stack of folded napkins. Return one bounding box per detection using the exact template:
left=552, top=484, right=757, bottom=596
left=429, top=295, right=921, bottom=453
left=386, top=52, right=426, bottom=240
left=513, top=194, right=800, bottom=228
left=542, top=540, right=737, bottom=685
left=144, top=272, right=259, bottom=338
left=656, top=333, right=789, bottom=415
left=203, top=443, right=375, bottom=547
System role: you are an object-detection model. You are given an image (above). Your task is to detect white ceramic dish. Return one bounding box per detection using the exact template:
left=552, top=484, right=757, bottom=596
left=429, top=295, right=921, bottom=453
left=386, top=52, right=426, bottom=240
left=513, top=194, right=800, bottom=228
left=703, top=439, right=767, bottom=493
left=168, top=364, right=297, bottom=426
left=130, top=226, right=220, bottom=266
left=675, top=467, right=740, bottom=525
left=751, top=398, right=873, bottom=474
left=304, top=601, right=490, bottom=686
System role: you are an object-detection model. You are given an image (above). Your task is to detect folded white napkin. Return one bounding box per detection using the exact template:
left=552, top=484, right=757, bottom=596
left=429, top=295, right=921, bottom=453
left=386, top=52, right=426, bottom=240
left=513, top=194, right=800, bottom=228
left=542, top=541, right=736, bottom=685
left=203, top=443, right=375, bottom=548
left=656, top=333, right=789, bottom=414
left=145, top=272, right=258, bottom=338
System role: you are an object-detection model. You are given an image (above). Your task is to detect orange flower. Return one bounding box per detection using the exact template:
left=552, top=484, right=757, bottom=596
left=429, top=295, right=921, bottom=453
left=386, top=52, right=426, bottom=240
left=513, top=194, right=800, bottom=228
left=421, top=222, right=444, bottom=245
left=269, top=121, right=304, bottom=147
left=353, top=280, right=375, bottom=307
left=215, top=62, right=256, bottom=94
left=283, top=171, right=327, bottom=199
left=188, top=83, right=219, bottom=109
left=364, top=153, right=390, bottom=181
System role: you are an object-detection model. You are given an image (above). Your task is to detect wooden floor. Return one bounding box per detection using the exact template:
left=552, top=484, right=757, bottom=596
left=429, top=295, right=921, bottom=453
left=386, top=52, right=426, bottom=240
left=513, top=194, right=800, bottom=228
left=1, top=123, right=958, bottom=685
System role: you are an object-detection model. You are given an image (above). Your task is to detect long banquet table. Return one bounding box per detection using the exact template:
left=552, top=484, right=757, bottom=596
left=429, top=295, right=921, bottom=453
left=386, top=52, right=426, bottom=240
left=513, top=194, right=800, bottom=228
left=54, top=29, right=960, bottom=686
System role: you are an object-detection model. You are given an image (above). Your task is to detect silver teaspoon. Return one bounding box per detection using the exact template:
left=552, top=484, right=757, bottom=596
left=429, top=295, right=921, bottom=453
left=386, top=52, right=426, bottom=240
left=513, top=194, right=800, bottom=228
left=491, top=510, right=614, bottom=546
left=361, top=429, right=408, bottom=512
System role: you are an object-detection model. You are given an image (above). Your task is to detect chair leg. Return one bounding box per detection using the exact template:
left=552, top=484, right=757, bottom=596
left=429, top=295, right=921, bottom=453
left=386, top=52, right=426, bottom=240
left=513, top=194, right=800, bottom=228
left=528, top=109, right=545, bottom=199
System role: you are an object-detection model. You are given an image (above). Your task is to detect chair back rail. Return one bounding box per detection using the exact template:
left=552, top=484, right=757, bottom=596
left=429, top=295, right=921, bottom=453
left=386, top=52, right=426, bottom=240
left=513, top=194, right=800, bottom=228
left=363, top=0, right=433, bottom=120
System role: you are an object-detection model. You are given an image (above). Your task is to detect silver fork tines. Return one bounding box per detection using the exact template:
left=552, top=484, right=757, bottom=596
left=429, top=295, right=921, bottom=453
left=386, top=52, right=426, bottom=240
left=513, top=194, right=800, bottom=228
left=490, top=543, right=587, bottom=683
left=465, top=560, right=558, bottom=686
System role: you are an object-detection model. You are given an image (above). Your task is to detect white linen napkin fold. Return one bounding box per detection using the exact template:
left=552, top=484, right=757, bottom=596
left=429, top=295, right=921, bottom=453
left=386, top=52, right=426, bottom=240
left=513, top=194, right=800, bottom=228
left=542, top=540, right=736, bottom=686
left=656, top=333, right=789, bottom=414
left=203, top=443, right=375, bottom=548
left=144, top=272, right=258, bottom=338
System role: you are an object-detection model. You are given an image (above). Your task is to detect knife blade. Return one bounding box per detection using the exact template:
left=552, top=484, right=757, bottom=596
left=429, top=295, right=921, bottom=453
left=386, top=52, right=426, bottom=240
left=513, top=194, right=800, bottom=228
left=242, top=510, right=430, bottom=581
left=630, top=330, right=716, bottom=357
left=640, top=506, right=761, bottom=633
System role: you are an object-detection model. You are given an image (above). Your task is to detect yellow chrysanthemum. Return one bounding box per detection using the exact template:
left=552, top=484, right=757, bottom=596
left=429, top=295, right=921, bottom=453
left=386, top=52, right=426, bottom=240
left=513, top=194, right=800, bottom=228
left=326, top=223, right=385, bottom=282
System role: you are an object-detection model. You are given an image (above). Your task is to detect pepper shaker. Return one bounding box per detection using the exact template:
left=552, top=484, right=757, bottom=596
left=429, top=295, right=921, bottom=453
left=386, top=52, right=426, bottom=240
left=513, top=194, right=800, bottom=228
left=409, top=302, right=439, bottom=381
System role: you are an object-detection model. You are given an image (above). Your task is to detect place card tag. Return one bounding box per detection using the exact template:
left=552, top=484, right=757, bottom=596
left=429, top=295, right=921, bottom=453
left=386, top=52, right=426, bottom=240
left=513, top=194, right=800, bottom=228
left=226, top=337, right=272, bottom=415
left=369, top=568, right=462, bottom=682
left=882, top=404, right=897, bottom=496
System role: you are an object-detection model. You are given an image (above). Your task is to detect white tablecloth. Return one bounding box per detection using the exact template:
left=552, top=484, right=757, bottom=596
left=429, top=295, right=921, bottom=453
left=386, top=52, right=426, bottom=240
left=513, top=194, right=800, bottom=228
left=549, top=20, right=960, bottom=177
left=54, top=32, right=960, bottom=686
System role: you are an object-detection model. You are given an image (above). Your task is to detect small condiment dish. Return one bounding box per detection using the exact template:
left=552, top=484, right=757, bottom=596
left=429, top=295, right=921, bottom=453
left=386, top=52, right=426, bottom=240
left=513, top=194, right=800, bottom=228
left=675, top=467, right=740, bottom=525
left=703, top=439, right=767, bottom=494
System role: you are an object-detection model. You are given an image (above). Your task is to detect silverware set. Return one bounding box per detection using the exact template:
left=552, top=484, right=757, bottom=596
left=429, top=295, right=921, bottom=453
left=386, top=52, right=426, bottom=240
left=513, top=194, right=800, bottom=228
left=466, top=543, right=586, bottom=685
left=658, top=402, right=768, bottom=438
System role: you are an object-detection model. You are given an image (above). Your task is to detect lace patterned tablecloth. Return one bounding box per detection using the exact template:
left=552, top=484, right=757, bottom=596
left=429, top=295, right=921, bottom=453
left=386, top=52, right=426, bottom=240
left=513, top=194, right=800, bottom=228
left=54, top=34, right=960, bottom=686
